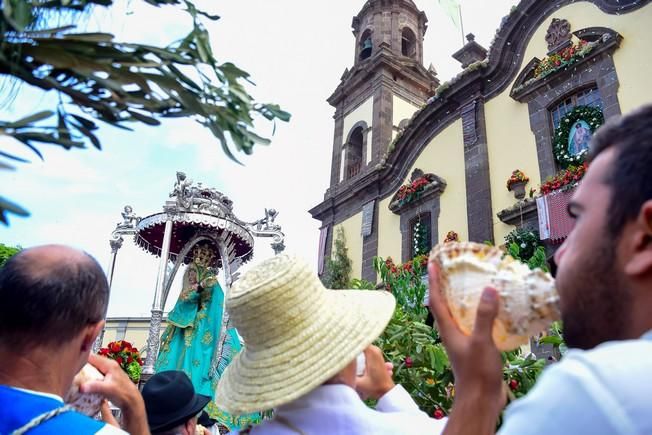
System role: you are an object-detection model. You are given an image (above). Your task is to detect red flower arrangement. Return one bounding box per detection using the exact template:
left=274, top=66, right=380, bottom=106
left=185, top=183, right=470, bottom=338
left=443, top=231, right=459, bottom=243
left=534, top=39, right=590, bottom=78
left=98, top=340, right=144, bottom=383
left=506, top=169, right=529, bottom=191
left=395, top=174, right=436, bottom=205
left=383, top=256, right=428, bottom=279
left=538, top=162, right=588, bottom=195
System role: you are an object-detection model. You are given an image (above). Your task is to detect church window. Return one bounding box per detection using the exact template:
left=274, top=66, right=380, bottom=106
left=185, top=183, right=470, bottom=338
left=410, top=213, right=431, bottom=258
left=550, top=86, right=603, bottom=129
left=401, top=28, right=417, bottom=58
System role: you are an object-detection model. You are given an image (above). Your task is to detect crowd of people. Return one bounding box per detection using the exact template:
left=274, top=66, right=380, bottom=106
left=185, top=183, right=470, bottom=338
left=0, top=104, right=650, bottom=434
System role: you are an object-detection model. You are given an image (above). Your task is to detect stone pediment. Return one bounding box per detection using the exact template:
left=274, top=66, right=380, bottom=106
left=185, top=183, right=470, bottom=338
left=510, top=25, right=622, bottom=101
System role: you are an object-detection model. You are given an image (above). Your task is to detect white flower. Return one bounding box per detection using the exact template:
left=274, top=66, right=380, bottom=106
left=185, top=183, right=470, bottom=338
left=520, top=243, right=527, bottom=248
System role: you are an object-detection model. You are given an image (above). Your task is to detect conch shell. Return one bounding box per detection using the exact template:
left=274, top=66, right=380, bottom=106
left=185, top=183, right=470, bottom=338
left=429, top=241, right=560, bottom=351
left=64, top=363, right=104, bottom=416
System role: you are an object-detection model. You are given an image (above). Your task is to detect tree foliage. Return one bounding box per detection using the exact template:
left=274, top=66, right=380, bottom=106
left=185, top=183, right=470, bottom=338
left=0, top=243, right=21, bottom=267
left=0, top=0, right=291, bottom=223
left=320, top=227, right=352, bottom=290
left=373, top=254, right=547, bottom=420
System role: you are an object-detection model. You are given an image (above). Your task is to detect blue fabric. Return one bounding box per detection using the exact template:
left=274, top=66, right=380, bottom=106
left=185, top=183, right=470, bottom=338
left=0, top=385, right=105, bottom=434
left=499, top=331, right=652, bottom=435
left=155, top=265, right=260, bottom=429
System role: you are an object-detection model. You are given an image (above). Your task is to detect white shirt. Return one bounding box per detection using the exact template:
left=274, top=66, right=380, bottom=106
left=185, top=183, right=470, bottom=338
left=231, top=384, right=447, bottom=434
left=499, top=330, right=652, bottom=435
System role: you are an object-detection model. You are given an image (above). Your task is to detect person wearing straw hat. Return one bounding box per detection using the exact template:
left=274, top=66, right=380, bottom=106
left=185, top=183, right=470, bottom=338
left=215, top=254, right=448, bottom=434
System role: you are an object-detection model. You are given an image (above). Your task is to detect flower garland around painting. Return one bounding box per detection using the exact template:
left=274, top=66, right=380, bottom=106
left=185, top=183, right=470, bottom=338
left=553, top=105, right=604, bottom=168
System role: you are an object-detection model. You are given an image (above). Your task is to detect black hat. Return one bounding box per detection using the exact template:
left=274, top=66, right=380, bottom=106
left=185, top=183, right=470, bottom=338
left=197, top=411, right=218, bottom=428
left=143, top=370, right=212, bottom=432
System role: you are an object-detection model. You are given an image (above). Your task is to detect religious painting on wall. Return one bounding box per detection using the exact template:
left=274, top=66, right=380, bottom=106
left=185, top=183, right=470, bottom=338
left=567, top=120, right=591, bottom=156
left=552, top=105, right=604, bottom=168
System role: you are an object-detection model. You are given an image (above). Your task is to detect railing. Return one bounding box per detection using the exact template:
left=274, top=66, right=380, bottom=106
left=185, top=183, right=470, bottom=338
left=346, top=162, right=361, bottom=179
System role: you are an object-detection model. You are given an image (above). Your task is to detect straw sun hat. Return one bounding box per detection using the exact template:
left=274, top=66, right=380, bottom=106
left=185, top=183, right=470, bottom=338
left=215, top=254, right=396, bottom=414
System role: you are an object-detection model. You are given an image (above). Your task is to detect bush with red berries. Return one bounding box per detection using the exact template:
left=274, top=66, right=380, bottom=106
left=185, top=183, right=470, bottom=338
left=373, top=254, right=549, bottom=418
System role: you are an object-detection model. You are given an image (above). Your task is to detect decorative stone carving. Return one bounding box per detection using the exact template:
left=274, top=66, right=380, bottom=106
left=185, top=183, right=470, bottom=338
left=545, top=18, right=572, bottom=53
left=410, top=168, right=424, bottom=182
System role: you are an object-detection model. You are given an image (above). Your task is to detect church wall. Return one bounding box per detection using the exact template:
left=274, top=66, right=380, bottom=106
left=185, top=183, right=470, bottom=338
left=485, top=94, right=541, bottom=243
left=610, top=5, right=652, bottom=111
left=392, top=95, right=420, bottom=141
left=376, top=118, right=467, bottom=264
left=334, top=212, right=364, bottom=279
left=377, top=196, right=402, bottom=264
left=486, top=2, right=652, bottom=243
left=102, top=317, right=167, bottom=350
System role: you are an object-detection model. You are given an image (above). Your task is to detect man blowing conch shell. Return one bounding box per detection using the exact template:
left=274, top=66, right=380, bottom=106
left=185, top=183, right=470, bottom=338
left=429, top=105, right=652, bottom=435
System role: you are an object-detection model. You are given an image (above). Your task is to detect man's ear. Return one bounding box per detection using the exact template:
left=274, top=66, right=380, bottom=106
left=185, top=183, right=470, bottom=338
left=185, top=416, right=198, bottom=435
left=80, top=320, right=105, bottom=352
left=624, top=200, right=652, bottom=277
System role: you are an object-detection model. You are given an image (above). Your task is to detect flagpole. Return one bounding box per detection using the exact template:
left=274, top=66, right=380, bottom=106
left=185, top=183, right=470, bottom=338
left=458, top=3, right=465, bottom=46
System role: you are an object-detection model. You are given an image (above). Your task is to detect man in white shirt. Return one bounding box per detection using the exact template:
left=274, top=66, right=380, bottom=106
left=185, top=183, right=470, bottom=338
left=213, top=255, right=447, bottom=434
left=428, top=104, right=652, bottom=435
left=0, top=245, right=148, bottom=434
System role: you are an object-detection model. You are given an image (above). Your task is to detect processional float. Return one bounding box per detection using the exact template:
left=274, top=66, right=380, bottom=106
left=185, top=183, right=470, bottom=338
left=101, top=172, right=285, bottom=381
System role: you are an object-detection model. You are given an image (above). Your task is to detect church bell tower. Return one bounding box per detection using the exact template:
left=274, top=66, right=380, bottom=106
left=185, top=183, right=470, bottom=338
left=327, top=0, right=439, bottom=187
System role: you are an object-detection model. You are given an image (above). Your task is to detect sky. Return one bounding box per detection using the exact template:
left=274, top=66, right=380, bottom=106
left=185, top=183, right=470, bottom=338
left=2, top=0, right=517, bottom=317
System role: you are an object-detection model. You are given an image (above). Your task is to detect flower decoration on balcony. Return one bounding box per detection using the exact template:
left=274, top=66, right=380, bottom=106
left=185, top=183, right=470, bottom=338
left=443, top=231, right=459, bottom=243
left=553, top=105, right=604, bottom=168
left=98, top=340, right=144, bottom=383
left=511, top=33, right=617, bottom=97
left=506, top=169, right=529, bottom=191
left=395, top=174, right=436, bottom=206
left=534, top=39, right=596, bottom=79
left=539, top=162, right=588, bottom=195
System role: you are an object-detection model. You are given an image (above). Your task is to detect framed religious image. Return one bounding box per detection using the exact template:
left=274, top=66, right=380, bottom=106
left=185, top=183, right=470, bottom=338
left=552, top=105, right=604, bottom=168
left=567, top=120, right=591, bottom=156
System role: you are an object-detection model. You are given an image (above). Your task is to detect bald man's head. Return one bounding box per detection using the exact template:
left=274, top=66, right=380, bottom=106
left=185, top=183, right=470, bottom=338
left=0, top=245, right=109, bottom=350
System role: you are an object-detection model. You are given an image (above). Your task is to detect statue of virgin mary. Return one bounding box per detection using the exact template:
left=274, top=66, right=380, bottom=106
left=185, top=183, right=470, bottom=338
left=155, top=243, right=260, bottom=429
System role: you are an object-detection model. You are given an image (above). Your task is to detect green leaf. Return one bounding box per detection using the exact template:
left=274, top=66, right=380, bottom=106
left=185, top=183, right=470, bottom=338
left=538, top=335, right=563, bottom=346
left=127, top=110, right=160, bottom=126
left=73, top=122, right=102, bottom=150
left=6, top=111, right=55, bottom=128
left=0, top=196, right=30, bottom=225
left=62, top=32, right=115, bottom=42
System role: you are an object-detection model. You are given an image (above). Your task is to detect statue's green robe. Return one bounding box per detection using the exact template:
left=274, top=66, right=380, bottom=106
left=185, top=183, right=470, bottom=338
left=155, top=266, right=260, bottom=429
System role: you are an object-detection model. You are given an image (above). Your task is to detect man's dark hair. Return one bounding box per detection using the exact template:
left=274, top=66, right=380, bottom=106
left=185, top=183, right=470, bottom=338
left=589, top=104, right=652, bottom=238
left=0, top=248, right=109, bottom=349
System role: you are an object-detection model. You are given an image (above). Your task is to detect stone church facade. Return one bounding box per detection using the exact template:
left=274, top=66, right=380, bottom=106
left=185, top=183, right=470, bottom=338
left=310, top=0, right=652, bottom=282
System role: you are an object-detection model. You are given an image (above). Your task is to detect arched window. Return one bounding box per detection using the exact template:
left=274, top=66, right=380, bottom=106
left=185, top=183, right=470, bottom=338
left=410, top=213, right=431, bottom=258
left=550, top=86, right=603, bottom=129
left=345, top=125, right=365, bottom=179
left=359, top=29, right=373, bottom=61
left=401, top=28, right=417, bottom=58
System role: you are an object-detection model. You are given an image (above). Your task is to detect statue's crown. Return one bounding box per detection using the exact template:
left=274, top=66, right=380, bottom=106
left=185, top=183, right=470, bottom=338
left=192, top=244, right=215, bottom=267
